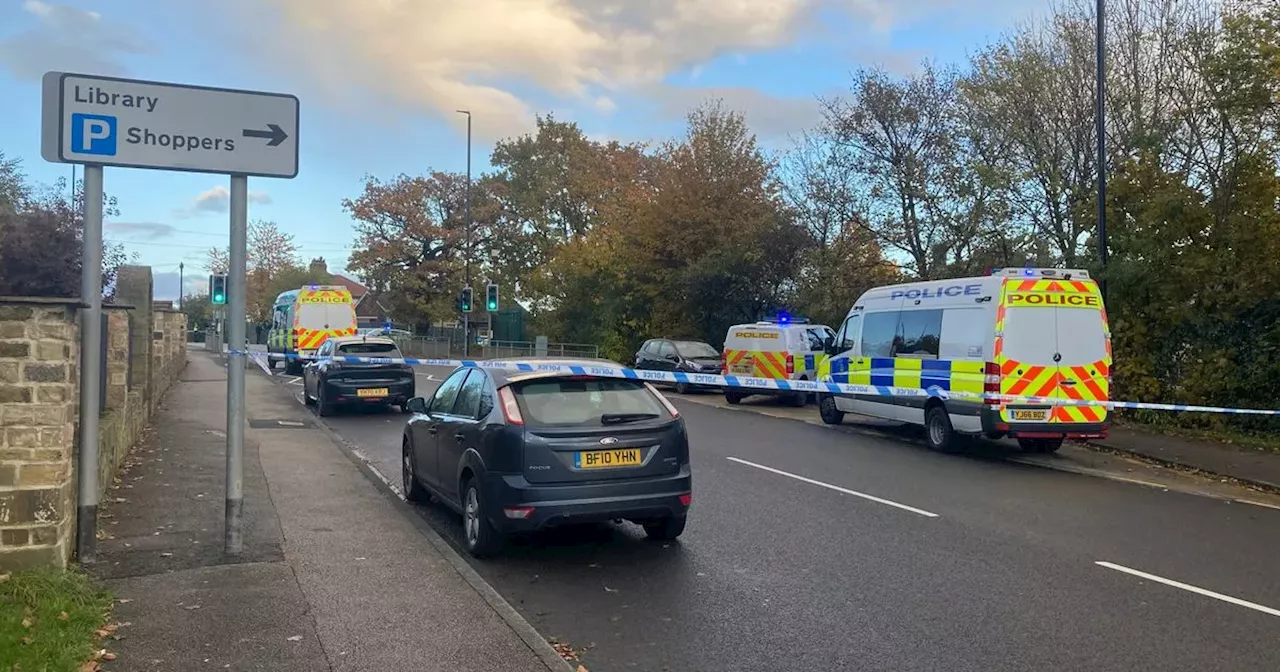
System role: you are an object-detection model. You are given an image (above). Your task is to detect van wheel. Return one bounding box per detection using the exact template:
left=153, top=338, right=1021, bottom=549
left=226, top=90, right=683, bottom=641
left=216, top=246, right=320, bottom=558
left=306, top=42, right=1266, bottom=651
left=725, top=390, right=744, bottom=405
left=925, top=405, right=963, bottom=454
left=819, top=395, right=844, bottom=425
left=1018, top=438, right=1064, bottom=454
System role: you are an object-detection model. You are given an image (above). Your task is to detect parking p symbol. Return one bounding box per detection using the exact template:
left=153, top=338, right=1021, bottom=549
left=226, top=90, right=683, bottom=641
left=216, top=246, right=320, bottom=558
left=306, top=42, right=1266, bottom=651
left=71, top=113, right=118, bottom=156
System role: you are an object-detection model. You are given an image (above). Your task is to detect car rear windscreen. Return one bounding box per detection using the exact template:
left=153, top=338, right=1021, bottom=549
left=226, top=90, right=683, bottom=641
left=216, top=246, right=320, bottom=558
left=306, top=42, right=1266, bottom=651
left=338, top=342, right=400, bottom=356
left=675, top=341, right=718, bottom=358
left=513, top=378, right=671, bottom=426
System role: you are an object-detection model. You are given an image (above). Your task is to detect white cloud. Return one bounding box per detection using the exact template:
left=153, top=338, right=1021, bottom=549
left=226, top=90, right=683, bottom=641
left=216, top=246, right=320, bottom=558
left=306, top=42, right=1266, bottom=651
left=177, top=186, right=272, bottom=217
left=645, top=85, right=825, bottom=142
left=0, top=1, right=150, bottom=80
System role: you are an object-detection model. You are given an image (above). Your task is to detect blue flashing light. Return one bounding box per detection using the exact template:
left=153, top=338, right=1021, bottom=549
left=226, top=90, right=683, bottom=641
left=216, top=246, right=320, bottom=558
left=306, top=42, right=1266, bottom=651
left=777, top=312, right=790, bottom=325
left=1023, top=268, right=1036, bottom=277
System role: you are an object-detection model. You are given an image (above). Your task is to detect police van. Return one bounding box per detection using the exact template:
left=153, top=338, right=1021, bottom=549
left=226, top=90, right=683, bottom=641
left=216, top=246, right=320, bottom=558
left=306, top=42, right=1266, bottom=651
left=816, top=268, right=1111, bottom=453
left=267, top=285, right=358, bottom=375
left=721, top=317, right=835, bottom=407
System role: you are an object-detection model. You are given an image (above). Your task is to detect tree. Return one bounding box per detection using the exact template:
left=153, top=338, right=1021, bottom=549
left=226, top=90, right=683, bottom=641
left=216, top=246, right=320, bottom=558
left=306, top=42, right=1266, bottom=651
left=343, top=171, right=502, bottom=326
left=0, top=171, right=129, bottom=299
left=205, top=220, right=303, bottom=321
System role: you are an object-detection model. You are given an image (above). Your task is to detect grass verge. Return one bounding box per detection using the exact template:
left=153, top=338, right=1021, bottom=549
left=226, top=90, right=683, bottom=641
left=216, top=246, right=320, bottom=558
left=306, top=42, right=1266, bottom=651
left=0, top=566, right=113, bottom=672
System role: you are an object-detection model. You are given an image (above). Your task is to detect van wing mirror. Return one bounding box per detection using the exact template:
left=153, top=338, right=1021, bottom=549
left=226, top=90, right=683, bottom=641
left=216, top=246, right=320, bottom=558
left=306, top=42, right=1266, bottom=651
left=823, top=334, right=838, bottom=356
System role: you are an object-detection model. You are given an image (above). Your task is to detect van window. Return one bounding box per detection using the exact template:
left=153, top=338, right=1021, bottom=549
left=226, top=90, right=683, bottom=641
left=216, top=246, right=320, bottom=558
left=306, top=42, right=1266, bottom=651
left=803, top=328, right=827, bottom=351
left=861, top=312, right=899, bottom=358
left=940, top=308, right=989, bottom=360
left=1055, top=308, right=1108, bottom=365
left=837, top=315, right=860, bottom=352
left=894, top=310, right=942, bottom=358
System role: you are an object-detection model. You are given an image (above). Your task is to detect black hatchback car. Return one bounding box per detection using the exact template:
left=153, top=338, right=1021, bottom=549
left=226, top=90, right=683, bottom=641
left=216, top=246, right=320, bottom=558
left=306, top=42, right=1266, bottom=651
left=302, top=336, right=416, bottom=416
left=401, top=360, right=693, bottom=557
left=633, top=339, right=722, bottom=394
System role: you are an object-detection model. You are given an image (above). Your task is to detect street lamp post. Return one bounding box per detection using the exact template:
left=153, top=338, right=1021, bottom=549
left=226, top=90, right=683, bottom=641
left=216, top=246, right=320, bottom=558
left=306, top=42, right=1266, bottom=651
left=457, top=109, right=472, bottom=357
left=179, top=262, right=184, bottom=309
left=1096, top=0, right=1108, bottom=301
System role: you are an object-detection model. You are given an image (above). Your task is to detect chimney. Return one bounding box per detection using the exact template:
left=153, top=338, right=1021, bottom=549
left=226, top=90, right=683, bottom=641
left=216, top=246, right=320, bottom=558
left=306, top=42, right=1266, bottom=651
left=310, top=257, right=327, bottom=275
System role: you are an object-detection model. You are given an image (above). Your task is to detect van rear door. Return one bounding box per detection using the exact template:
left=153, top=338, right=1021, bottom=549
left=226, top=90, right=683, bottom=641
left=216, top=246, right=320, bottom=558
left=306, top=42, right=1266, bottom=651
left=998, top=281, right=1109, bottom=427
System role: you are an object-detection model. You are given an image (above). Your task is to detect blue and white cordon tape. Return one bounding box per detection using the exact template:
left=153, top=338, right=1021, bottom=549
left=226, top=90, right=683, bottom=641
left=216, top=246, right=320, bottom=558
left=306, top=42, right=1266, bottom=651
left=233, top=350, right=1280, bottom=417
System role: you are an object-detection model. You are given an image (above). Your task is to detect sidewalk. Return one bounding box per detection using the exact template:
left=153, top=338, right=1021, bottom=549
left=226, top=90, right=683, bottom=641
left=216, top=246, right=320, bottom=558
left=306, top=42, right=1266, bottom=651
left=1086, top=425, right=1280, bottom=491
left=90, top=351, right=570, bottom=672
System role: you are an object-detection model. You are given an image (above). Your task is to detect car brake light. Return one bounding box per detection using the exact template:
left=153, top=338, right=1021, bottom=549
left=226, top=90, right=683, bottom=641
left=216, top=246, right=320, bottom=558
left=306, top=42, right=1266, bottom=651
left=644, top=382, right=680, bottom=419
left=984, top=361, right=1001, bottom=402
left=679, top=493, right=692, bottom=507
left=498, top=387, right=524, bottom=425
left=503, top=506, right=535, bottom=519
left=786, top=354, right=794, bottom=375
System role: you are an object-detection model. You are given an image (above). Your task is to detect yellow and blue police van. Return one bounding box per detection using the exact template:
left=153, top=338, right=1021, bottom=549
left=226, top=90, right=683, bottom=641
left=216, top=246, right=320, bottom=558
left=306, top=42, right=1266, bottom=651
left=816, top=268, right=1111, bottom=453
left=267, top=285, right=358, bottom=375
left=721, top=317, right=835, bottom=407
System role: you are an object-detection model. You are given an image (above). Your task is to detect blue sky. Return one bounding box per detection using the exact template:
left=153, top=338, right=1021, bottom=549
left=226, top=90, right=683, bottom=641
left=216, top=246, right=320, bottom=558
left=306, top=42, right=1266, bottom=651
left=0, top=0, right=1050, bottom=300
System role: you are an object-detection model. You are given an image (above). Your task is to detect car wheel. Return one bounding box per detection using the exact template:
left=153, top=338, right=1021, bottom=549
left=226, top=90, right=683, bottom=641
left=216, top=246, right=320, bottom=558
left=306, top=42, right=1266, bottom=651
left=268, top=356, right=277, bottom=371
left=285, top=360, right=302, bottom=376
left=675, top=382, right=690, bottom=395
left=462, top=478, right=502, bottom=557
left=402, top=440, right=429, bottom=503
left=725, top=390, right=744, bottom=405
left=303, top=385, right=315, bottom=406
left=643, top=516, right=686, bottom=541
left=317, top=384, right=335, bottom=417
left=925, top=404, right=963, bottom=454
left=818, top=394, right=844, bottom=425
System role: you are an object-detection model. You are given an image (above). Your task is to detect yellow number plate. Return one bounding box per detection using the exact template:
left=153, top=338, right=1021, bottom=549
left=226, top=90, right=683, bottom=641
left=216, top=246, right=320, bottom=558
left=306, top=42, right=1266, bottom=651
left=1011, top=409, right=1049, bottom=421
left=575, top=448, right=643, bottom=469
left=357, top=388, right=389, bottom=398
left=729, top=360, right=753, bottom=375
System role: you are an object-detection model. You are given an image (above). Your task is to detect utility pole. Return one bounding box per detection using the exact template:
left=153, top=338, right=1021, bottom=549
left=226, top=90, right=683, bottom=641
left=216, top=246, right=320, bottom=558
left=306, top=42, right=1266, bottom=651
left=1095, top=0, right=1108, bottom=301
left=457, top=109, right=472, bottom=357
left=178, top=262, right=184, bottom=309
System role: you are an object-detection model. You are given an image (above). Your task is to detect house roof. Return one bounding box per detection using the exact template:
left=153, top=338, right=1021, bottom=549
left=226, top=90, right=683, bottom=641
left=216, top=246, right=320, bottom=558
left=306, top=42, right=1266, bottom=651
left=328, top=274, right=368, bottom=298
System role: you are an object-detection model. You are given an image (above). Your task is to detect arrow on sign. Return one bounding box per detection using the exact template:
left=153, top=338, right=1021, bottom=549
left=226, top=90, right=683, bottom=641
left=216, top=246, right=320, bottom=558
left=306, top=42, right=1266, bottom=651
left=242, top=124, right=288, bottom=147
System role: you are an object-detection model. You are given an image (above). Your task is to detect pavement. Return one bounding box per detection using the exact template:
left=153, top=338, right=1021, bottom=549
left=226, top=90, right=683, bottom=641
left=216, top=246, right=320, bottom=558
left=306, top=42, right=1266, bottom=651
left=281, top=365, right=1280, bottom=672
left=89, top=352, right=571, bottom=672
left=1087, top=425, right=1280, bottom=491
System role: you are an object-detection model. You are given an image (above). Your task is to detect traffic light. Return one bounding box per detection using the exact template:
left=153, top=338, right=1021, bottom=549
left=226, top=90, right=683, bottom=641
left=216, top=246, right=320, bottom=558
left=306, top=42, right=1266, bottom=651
left=210, top=274, right=227, bottom=305
left=486, top=283, right=499, bottom=312
left=460, top=286, right=473, bottom=313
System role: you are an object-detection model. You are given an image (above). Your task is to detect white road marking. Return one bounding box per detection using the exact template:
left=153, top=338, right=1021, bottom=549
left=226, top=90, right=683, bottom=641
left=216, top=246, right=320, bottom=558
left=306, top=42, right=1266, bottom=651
left=726, top=456, right=939, bottom=518
left=1236, top=499, right=1280, bottom=511
left=1096, top=561, right=1280, bottom=618
left=284, top=377, right=302, bottom=386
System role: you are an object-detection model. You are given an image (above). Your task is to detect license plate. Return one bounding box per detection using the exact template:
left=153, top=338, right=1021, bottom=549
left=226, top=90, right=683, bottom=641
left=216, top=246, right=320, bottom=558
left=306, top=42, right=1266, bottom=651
left=1011, top=409, right=1049, bottom=421
left=357, top=388, right=389, bottom=398
left=729, top=361, right=753, bottom=375
left=575, top=448, right=643, bottom=469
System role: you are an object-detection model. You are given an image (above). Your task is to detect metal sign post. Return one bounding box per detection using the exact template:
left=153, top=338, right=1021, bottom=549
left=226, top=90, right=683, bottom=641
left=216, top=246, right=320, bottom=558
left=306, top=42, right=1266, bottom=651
left=75, top=165, right=103, bottom=563
left=41, top=70, right=300, bottom=559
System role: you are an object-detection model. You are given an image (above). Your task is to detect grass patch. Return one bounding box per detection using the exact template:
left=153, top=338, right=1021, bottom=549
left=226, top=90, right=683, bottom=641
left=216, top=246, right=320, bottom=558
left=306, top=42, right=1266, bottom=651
left=0, top=566, right=113, bottom=672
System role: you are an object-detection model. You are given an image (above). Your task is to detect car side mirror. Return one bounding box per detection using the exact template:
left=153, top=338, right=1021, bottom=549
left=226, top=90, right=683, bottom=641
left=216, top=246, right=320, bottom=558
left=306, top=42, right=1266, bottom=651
left=823, top=335, right=838, bottom=356
left=665, top=353, right=679, bottom=362
left=406, top=397, right=428, bottom=414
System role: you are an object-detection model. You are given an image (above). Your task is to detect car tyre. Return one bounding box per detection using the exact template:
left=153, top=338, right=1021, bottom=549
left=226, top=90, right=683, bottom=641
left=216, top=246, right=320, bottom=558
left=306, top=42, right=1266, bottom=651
left=1018, top=437, right=1064, bottom=454
left=285, top=360, right=303, bottom=376
left=675, top=382, right=691, bottom=395
left=402, top=441, right=430, bottom=503
left=462, top=478, right=502, bottom=558
left=925, top=404, right=963, bottom=454
left=303, top=386, right=315, bottom=406
left=643, top=516, right=686, bottom=541
left=818, top=394, right=844, bottom=425
left=724, top=390, right=744, bottom=405
left=268, top=356, right=277, bottom=371
left=316, top=384, right=335, bottom=417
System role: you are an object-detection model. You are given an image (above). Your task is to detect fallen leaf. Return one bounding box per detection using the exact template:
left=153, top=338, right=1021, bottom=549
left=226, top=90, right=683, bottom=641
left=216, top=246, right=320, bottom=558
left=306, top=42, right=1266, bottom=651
left=286, top=635, right=302, bottom=642
left=21, top=636, right=32, bottom=645
left=102, top=653, right=117, bottom=661
left=21, top=617, right=32, bottom=628
left=578, top=666, right=589, bottom=672
left=79, top=661, right=100, bottom=672
left=117, top=599, right=132, bottom=604
left=603, top=586, right=618, bottom=593
left=159, top=552, right=172, bottom=557
left=0, top=572, right=10, bottom=583
left=58, top=611, right=69, bottom=621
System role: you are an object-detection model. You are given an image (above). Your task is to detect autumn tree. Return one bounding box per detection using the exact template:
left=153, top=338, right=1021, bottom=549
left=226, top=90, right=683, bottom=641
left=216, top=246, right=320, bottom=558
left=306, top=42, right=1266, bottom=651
left=205, top=219, right=303, bottom=321
left=343, top=171, right=503, bottom=327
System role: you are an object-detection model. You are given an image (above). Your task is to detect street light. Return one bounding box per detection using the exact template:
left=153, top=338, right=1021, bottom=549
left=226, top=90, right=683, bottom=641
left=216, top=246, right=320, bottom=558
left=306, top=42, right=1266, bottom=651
left=1096, top=0, right=1108, bottom=301
left=457, top=109, right=472, bottom=356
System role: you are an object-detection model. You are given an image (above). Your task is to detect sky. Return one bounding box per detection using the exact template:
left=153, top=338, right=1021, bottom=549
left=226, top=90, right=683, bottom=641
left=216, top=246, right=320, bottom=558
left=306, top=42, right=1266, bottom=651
left=0, top=0, right=1053, bottom=301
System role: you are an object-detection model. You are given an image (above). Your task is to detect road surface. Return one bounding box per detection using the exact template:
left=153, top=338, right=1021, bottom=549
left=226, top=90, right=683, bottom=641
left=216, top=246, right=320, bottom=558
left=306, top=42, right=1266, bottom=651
left=268, top=364, right=1280, bottom=672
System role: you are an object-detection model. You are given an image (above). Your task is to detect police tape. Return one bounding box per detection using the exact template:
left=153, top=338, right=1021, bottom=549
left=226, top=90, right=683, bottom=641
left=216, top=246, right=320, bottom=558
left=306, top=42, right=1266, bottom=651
left=233, top=350, right=1280, bottom=416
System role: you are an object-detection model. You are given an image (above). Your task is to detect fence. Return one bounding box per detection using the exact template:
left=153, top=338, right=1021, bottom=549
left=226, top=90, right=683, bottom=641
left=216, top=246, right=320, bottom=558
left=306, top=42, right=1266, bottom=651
left=482, top=340, right=600, bottom=359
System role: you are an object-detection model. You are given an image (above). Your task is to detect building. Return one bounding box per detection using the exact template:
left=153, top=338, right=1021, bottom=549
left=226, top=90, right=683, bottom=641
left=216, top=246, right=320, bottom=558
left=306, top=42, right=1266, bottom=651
left=308, top=258, right=390, bottom=329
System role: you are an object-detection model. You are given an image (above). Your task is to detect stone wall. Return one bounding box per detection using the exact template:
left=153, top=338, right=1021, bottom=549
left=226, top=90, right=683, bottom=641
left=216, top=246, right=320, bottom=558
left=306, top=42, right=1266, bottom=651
left=0, top=285, right=187, bottom=571
left=0, top=299, right=80, bottom=570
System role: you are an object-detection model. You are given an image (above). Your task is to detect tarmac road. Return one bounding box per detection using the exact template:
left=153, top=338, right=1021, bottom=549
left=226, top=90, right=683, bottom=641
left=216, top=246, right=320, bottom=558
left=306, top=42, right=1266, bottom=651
left=271, top=364, right=1280, bottom=672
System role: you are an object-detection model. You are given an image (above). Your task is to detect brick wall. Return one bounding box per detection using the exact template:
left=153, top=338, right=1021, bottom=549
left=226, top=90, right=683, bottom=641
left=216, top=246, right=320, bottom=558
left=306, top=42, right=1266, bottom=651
left=0, top=299, right=80, bottom=570
left=0, top=288, right=187, bottom=571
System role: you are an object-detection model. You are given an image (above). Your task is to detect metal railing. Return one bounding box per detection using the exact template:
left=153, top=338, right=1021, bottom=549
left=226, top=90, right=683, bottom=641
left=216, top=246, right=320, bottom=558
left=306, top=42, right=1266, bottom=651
left=482, top=340, right=600, bottom=360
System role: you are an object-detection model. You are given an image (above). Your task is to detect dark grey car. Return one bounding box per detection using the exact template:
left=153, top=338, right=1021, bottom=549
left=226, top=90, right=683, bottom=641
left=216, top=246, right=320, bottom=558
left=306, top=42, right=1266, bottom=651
left=400, top=360, right=693, bottom=557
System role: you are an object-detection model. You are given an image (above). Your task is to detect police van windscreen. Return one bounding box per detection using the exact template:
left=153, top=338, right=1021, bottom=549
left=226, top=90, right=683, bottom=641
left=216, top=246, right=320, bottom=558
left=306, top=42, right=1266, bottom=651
left=298, top=303, right=354, bottom=331
left=1003, top=307, right=1106, bottom=366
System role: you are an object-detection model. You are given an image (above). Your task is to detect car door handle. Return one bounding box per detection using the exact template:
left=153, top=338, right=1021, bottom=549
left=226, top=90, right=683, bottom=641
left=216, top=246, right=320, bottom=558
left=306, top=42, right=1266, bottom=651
left=453, top=433, right=466, bottom=442
left=427, top=426, right=438, bottom=435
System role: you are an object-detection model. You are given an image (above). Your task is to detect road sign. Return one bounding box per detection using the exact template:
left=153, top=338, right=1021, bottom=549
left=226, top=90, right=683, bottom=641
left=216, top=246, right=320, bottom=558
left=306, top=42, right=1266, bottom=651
left=41, top=71, right=299, bottom=178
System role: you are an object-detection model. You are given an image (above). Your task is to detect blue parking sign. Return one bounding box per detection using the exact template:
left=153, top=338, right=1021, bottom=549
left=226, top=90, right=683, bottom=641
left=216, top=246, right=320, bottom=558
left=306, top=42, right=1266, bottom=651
left=71, top=113, right=117, bottom=156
